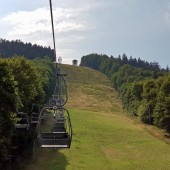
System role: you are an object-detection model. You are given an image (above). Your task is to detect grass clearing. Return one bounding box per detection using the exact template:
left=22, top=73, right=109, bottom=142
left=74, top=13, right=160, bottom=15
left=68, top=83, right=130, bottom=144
left=26, top=64, right=170, bottom=170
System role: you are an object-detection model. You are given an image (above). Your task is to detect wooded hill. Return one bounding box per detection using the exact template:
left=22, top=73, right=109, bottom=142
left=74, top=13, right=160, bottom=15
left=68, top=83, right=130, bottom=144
left=80, top=53, right=170, bottom=134
left=0, top=39, right=54, bottom=60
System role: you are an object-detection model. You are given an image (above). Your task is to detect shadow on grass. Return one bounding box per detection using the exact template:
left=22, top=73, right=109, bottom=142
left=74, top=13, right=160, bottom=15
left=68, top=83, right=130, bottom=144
left=20, top=148, right=69, bottom=170
left=48, top=149, right=69, bottom=170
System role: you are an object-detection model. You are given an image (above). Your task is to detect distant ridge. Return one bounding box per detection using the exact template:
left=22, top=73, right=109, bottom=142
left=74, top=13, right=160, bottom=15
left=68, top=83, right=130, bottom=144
left=0, top=38, right=54, bottom=59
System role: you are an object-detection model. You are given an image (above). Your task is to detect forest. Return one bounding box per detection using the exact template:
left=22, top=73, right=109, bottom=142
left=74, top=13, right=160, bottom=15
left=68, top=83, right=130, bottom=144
left=0, top=39, right=54, bottom=60
left=0, top=55, right=56, bottom=169
left=80, top=53, right=170, bottom=134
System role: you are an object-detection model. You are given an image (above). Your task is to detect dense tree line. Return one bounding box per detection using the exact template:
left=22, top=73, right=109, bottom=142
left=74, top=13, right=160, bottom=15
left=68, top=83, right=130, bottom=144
left=80, top=53, right=170, bottom=134
left=0, top=39, right=54, bottom=60
left=80, top=53, right=167, bottom=74
left=0, top=56, right=56, bottom=169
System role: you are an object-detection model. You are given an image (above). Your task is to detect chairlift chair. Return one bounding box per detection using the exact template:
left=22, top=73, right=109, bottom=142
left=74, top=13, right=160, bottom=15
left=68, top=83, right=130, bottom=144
left=31, top=112, right=39, bottom=124
left=31, top=104, right=40, bottom=124
left=37, top=106, right=72, bottom=148
left=15, top=112, right=29, bottom=130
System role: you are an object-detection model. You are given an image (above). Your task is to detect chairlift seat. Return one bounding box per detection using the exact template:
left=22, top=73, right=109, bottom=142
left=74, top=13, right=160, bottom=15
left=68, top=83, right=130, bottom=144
left=31, top=117, right=39, bottom=124
left=38, top=136, right=71, bottom=148
left=41, top=117, right=45, bottom=120
left=32, top=112, right=39, bottom=115
left=41, top=113, right=51, bottom=119
left=15, top=112, right=29, bottom=129
left=15, top=124, right=29, bottom=129
left=56, top=115, right=65, bottom=118
left=52, top=127, right=66, bottom=133
left=32, top=117, right=39, bottom=121
left=40, top=132, right=68, bottom=139
left=55, top=122, right=65, bottom=127
left=18, top=118, right=28, bottom=124
left=56, top=120, right=65, bottom=124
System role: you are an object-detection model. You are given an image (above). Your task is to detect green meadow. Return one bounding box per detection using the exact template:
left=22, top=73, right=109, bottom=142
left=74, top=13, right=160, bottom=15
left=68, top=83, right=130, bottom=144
left=26, top=64, right=170, bottom=170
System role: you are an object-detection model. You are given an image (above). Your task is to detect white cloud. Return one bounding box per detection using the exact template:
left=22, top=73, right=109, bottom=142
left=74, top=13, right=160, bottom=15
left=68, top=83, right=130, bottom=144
left=2, top=7, right=89, bottom=36
left=1, top=0, right=110, bottom=38
left=2, top=8, right=49, bottom=37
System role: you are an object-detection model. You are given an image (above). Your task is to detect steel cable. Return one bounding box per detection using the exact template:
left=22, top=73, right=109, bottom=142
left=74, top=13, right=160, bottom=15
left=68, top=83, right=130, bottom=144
left=49, top=0, right=57, bottom=64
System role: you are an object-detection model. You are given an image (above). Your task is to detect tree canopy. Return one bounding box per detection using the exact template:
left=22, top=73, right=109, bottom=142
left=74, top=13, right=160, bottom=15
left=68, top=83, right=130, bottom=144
left=0, top=56, right=56, bottom=169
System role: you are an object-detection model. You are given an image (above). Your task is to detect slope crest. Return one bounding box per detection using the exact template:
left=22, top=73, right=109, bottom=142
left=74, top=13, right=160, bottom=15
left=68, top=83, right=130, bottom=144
left=61, top=64, right=123, bottom=114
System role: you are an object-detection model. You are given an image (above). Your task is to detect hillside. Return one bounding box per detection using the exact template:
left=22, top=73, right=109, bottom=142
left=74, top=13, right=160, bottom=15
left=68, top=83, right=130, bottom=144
left=80, top=54, right=170, bottom=133
left=26, top=64, right=170, bottom=170
left=63, top=64, right=122, bottom=114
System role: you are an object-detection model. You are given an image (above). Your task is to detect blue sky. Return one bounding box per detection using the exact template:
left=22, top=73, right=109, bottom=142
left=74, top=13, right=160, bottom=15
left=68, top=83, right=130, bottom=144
left=0, top=0, right=170, bottom=68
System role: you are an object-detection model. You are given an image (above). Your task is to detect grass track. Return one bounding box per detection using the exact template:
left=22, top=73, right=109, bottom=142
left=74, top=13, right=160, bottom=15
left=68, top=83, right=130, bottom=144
left=26, top=64, right=170, bottom=170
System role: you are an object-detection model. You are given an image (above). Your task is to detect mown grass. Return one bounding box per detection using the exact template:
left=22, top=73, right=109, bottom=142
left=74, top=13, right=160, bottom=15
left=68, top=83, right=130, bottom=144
left=63, top=64, right=122, bottom=114
left=26, top=64, right=170, bottom=170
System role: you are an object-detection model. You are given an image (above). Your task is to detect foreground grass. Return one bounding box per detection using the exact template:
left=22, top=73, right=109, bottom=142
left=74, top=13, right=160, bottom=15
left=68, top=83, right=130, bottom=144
left=26, top=64, right=170, bottom=170
left=27, top=109, right=170, bottom=170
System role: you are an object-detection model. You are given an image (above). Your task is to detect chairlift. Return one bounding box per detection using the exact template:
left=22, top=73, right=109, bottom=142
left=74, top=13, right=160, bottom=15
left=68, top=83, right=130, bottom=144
left=54, top=73, right=68, bottom=107
left=41, top=109, right=52, bottom=119
left=31, top=112, right=39, bottom=124
left=15, top=112, right=29, bottom=130
left=31, top=104, right=40, bottom=124
left=36, top=0, right=72, bottom=149
left=37, top=106, right=72, bottom=148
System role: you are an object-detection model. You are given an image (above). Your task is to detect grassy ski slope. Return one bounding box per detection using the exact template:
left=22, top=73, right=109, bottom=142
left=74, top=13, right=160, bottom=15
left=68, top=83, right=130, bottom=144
left=26, top=64, right=170, bottom=170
